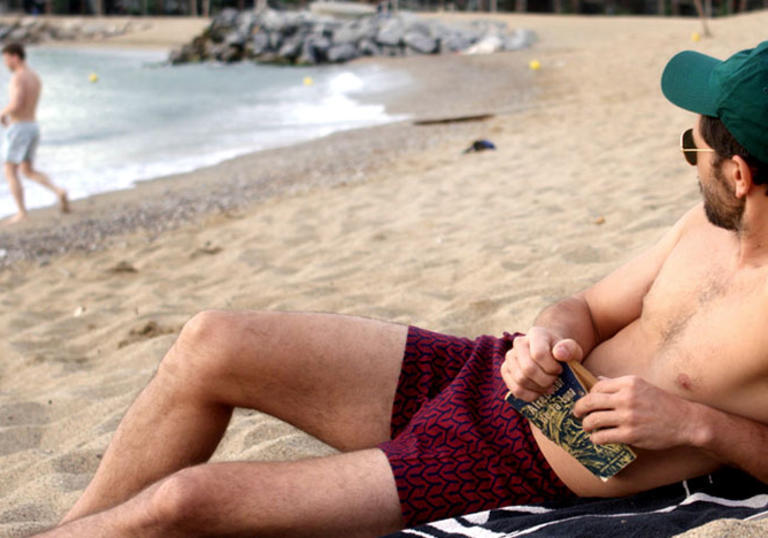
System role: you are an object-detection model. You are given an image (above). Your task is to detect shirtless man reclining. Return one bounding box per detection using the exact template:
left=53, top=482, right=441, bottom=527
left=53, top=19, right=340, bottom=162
left=38, top=42, right=768, bottom=537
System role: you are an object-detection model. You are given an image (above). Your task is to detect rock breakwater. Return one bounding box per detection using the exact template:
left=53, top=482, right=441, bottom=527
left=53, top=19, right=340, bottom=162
left=0, top=17, right=149, bottom=44
left=169, top=8, right=535, bottom=66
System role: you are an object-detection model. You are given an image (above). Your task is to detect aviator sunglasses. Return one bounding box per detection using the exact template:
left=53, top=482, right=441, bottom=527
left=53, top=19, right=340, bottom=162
left=680, top=128, right=715, bottom=166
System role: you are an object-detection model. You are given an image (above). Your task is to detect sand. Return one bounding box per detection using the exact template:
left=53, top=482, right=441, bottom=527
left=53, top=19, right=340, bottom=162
left=2, top=10, right=768, bottom=536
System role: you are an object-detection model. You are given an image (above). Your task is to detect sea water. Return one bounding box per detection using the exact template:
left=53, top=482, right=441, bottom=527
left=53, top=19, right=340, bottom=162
left=0, top=47, right=409, bottom=219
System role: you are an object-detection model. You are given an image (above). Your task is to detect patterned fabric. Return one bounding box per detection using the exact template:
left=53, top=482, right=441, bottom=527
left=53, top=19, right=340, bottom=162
left=378, top=327, right=576, bottom=527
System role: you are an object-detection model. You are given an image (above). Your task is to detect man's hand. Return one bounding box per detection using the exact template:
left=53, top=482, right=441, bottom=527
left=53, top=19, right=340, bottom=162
left=1, top=114, right=8, bottom=126
left=573, top=375, right=704, bottom=450
left=501, top=327, right=584, bottom=402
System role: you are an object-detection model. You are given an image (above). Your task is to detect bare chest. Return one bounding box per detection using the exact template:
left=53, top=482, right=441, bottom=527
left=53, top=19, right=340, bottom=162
left=638, top=238, right=768, bottom=418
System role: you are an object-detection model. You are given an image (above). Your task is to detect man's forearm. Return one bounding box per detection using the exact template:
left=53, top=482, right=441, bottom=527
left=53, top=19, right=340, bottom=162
left=533, top=295, right=600, bottom=358
left=687, top=401, right=768, bottom=483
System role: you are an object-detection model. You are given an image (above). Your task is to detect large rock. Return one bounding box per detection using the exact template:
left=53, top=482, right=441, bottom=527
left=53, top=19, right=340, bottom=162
left=8, top=28, right=28, bottom=42
left=260, top=9, right=288, bottom=33
left=0, top=26, right=13, bottom=41
left=268, top=31, right=283, bottom=50
left=375, top=17, right=404, bottom=46
left=224, top=30, right=246, bottom=47
left=308, top=34, right=332, bottom=59
left=250, top=32, right=269, bottom=56
left=326, top=42, right=358, bottom=63
left=218, top=8, right=240, bottom=27
left=404, top=31, right=436, bottom=54
left=278, top=35, right=303, bottom=60
left=358, top=38, right=380, bottom=56
left=333, top=20, right=376, bottom=45
left=237, top=10, right=259, bottom=36
left=439, top=31, right=472, bottom=53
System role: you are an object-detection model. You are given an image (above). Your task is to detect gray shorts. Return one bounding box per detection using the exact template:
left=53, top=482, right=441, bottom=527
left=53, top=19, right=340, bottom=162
left=3, top=122, right=40, bottom=164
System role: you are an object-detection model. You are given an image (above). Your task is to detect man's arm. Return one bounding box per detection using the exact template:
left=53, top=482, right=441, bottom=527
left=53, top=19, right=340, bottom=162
left=502, top=205, right=699, bottom=402
left=574, top=375, right=768, bottom=484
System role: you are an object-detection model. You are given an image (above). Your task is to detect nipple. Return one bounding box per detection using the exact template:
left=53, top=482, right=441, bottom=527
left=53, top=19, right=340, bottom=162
left=676, top=373, right=693, bottom=391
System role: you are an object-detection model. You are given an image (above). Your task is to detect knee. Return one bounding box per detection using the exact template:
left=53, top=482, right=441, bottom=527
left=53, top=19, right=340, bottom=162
left=159, top=310, right=230, bottom=379
left=158, top=310, right=262, bottom=390
left=147, top=467, right=213, bottom=532
left=179, top=309, right=231, bottom=349
left=19, top=162, right=32, bottom=176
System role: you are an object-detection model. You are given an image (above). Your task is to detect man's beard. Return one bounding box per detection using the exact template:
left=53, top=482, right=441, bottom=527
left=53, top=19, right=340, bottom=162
left=699, top=166, right=745, bottom=231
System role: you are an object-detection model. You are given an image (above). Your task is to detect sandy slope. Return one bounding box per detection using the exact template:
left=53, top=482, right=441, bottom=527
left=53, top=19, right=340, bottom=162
left=2, top=10, right=768, bottom=536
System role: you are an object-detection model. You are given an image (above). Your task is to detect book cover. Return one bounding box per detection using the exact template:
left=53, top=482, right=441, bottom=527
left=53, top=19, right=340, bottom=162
left=505, top=362, right=636, bottom=481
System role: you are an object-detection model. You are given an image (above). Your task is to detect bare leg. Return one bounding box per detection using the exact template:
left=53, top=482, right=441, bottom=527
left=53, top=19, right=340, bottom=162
left=39, top=450, right=401, bottom=538
left=20, top=161, right=69, bottom=213
left=62, top=310, right=408, bottom=524
left=3, top=162, right=27, bottom=224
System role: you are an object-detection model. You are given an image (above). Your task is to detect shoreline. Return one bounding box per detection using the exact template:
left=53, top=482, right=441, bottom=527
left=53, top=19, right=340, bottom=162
left=0, top=48, right=534, bottom=269
left=0, top=11, right=724, bottom=261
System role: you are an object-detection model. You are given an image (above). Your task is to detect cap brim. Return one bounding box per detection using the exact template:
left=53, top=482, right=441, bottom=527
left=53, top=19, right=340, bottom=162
left=661, top=50, right=721, bottom=116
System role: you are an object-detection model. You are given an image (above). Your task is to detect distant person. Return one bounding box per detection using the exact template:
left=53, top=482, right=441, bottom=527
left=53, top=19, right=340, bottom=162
left=1, top=42, right=68, bottom=226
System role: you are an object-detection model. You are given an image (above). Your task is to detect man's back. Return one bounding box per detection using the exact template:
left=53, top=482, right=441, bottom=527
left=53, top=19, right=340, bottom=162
left=8, top=66, right=41, bottom=123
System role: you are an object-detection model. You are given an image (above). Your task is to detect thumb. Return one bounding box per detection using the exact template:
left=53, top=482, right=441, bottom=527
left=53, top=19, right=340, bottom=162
left=552, top=339, right=584, bottom=362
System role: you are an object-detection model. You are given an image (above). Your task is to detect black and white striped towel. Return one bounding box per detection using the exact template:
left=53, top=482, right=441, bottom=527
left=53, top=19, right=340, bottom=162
left=385, top=467, right=768, bottom=538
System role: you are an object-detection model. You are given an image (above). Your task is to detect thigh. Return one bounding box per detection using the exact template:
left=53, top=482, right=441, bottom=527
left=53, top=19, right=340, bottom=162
left=380, top=332, right=574, bottom=526
left=185, top=311, right=408, bottom=451
left=155, top=449, right=403, bottom=537
left=3, top=161, right=18, bottom=176
left=23, top=126, right=39, bottom=164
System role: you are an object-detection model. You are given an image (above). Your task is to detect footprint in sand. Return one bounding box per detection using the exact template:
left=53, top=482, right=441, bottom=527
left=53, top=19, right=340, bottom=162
left=0, top=502, right=56, bottom=524
left=0, top=425, right=43, bottom=456
left=560, top=245, right=604, bottom=264
left=117, top=320, right=178, bottom=349
left=0, top=402, right=49, bottom=427
left=52, top=449, right=103, bottom=475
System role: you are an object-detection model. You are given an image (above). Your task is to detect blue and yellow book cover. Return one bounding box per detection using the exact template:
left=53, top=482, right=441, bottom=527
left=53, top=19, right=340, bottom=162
left=505, top=363, right=636, bottom=481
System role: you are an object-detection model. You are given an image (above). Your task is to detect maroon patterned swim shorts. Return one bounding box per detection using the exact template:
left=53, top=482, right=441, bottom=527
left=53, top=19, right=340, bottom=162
left=377, top=326, right=576, bottom=527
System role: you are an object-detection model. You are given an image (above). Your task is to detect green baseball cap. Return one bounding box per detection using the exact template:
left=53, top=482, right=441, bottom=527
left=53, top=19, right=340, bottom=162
left=661, top=41, right=768, bottom=164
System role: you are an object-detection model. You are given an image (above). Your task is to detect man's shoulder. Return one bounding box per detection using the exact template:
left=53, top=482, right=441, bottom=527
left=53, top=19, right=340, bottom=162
left=672, top=203, right=708, bottom=238
left=17, top=68, right=40, bottom=82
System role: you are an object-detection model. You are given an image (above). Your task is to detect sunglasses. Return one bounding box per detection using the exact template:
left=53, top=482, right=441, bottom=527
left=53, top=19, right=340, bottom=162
left=680, top=128, right=715, bottom=166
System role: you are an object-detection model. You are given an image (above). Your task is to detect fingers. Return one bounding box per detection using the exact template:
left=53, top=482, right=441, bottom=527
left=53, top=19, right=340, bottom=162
left=590, top=376, right=629, bottom=393
left=589, top=427, right=630, bottom=446
left=517, top=341, right=560, bottom=389
left=502, top=347, right=554, bottom=402
left=552, top=338, right=583, bottom=363
left=573, top=391, right=615, bottom=418
left=580, top=410, right=622, bottom=432
left=527, top=331, right=561, bottom=376
left=502, top=330, right=566, bottom=401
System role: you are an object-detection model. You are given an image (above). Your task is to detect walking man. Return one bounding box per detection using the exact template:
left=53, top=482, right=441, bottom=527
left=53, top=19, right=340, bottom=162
left=1, top=42, right=68, bottom=225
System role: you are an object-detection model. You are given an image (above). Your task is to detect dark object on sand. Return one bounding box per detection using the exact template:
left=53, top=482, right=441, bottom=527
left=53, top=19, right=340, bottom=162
left=463, top=139, right=497, bottom=153
left=414, top=113, right=495, bottom=126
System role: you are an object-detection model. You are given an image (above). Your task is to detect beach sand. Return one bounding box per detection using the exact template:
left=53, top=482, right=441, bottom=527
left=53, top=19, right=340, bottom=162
left=2, top=11, right=768, bottom=536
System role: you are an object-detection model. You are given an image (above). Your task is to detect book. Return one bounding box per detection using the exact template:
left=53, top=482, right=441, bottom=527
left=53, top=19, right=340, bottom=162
left=505, top=361, right=636, bottom=481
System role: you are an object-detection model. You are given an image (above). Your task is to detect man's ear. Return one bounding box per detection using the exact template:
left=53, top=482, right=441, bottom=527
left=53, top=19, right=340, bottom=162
left=731, top=155, right=754, bottom=198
